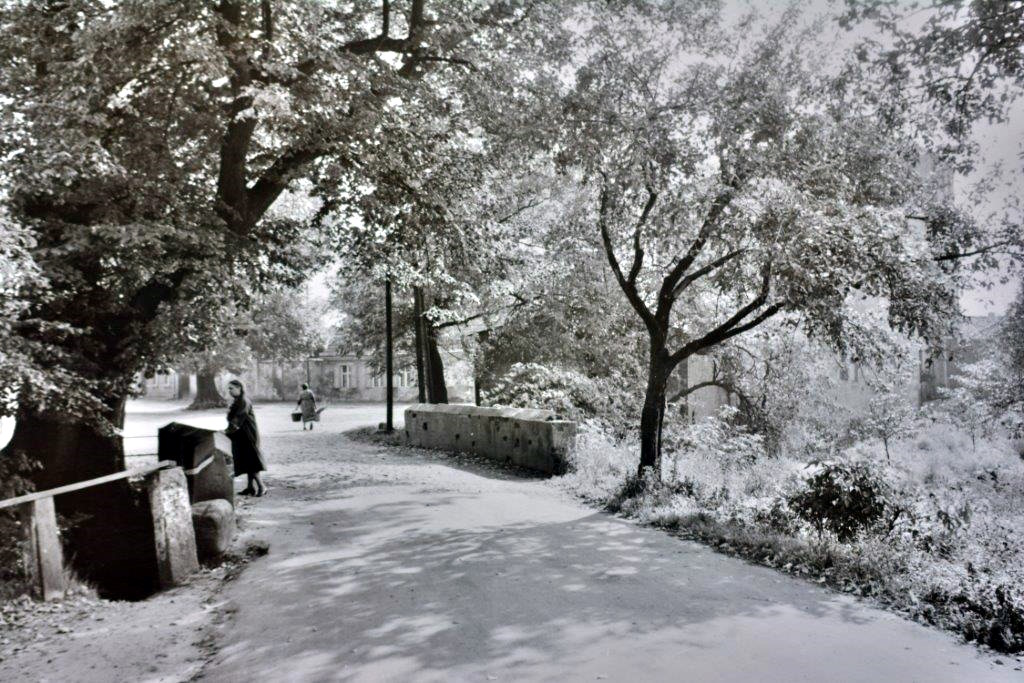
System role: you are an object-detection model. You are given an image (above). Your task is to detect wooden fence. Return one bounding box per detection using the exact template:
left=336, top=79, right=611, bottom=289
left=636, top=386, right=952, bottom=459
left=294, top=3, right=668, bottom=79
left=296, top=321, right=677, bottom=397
left=0, top=461, right=177, bottom=600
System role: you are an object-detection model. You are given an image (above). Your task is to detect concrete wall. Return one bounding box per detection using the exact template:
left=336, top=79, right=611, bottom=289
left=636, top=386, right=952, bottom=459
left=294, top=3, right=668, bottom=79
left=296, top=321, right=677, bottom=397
left=404, top=404, right=577, bottom=476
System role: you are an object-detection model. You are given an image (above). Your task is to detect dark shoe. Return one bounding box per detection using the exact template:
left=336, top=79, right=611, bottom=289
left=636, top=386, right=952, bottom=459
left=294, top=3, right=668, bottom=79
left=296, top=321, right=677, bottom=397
left=238, top=488, right=255, bottom=496
left=255, top=487, right=268, bottom=497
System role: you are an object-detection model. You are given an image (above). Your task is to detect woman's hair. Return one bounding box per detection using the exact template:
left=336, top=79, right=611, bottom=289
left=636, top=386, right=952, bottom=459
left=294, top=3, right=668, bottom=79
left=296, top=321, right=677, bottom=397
left=227, top=379, right=245, bottom=394
left=302, top=383, right=309, bottom=390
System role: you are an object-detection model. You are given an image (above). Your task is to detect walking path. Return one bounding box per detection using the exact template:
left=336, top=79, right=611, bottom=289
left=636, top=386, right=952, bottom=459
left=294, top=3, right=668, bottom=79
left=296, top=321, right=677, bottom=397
left=198, top=404, right=1016, bottom=682
left=1, top=401, right=1019, bottom=682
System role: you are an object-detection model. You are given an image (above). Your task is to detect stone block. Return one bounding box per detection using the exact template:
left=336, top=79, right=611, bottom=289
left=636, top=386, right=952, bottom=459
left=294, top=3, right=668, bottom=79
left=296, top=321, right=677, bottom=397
left=158, top=423, right=234, bottom=507
left=191, top=499, right=235, bottom=563
left=147, top=467, right=199, bottom=588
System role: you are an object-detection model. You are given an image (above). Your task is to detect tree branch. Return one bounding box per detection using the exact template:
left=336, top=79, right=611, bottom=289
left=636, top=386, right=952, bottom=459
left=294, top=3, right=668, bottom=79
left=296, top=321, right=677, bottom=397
left=598, top=182, right=657, bottom=332
left=247, top=144, right=333, bottom=224
left=671, top=248, right=746, bottom=298
left=496, top=198, right=545, bottom=224
left=628, top=189, right=657, bottom=285
left=433, top=312, right=484, bottom=330
left=934, top=239, right=1020, bottom=262
left=669, top=379, right=752, bottom=410
left=657, top=188, right=734, bottom=310
left=668, top=263, right=780, bottom=366
left=340, top=0, right=423, bottom=55
left=260, top=0, right=273, bottom=43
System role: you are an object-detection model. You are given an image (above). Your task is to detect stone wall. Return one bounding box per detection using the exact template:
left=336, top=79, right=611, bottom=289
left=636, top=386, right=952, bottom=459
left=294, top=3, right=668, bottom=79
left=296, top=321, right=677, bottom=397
left=403, top=404, right=577, bottom=476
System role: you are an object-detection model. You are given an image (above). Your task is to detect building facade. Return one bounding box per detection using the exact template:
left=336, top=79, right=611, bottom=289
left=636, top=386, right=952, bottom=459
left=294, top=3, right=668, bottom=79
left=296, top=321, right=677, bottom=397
left=682, top=315, right=1000, bottom=422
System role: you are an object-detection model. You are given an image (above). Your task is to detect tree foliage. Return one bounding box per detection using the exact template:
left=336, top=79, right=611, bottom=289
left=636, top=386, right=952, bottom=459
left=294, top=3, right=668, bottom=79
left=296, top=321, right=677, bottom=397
left=844, top=0, right=1024, bottom=143
left=0, top=0, right=566, bottom=472
left=558, top=7, right=963, bottom=474
left=842, top=1, right=1024, bottom=282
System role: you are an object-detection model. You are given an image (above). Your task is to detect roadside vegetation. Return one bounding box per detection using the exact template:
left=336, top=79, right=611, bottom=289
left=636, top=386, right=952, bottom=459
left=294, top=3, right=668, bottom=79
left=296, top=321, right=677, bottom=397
left=550, top=306, right=1024, bottom=654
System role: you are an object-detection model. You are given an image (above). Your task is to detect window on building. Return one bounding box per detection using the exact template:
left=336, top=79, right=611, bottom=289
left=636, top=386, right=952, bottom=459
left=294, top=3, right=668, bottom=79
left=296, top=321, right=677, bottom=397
left=339, top=364, right=350, bottom=388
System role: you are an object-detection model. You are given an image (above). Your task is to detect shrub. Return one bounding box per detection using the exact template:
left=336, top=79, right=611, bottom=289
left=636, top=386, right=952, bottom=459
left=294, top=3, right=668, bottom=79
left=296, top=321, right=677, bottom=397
left=482, top=362, right=637, bottom=434
left=787, top=460, right=891, bottom=542
left=606, top=466, right=664, bottom=513
left=562, top=426, right=636, bottom=501
left=754, top=498, right=801, bottom=536
left=0, top=451, right=41, bottom=595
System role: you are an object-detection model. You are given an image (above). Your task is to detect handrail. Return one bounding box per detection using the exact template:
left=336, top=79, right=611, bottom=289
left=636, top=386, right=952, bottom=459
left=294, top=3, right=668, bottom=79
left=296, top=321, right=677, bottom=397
left=183, top=455, right=214, bottom=476
left=0, top=460, right=177, bottom=510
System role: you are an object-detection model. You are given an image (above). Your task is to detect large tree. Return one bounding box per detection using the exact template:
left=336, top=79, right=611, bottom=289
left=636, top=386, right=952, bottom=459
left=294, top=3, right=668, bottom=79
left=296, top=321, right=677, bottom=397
left=0, top=0, right=565, bottom=592
left=0, top=0, right=560, bottom=480
left=559, top=7, right=967, bottom=476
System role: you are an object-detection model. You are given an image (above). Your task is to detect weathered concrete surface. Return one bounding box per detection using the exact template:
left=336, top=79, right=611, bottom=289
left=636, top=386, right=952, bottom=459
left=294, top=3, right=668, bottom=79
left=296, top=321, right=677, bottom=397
left=147, top=466, right=199, bottom=588
left=192, top=498, right=235, bottom=563
left=197, top=405, right=1018, bottom=683
left=405, top=403, right=577, bottom=475
left=158, top=422, right=235, bottom=506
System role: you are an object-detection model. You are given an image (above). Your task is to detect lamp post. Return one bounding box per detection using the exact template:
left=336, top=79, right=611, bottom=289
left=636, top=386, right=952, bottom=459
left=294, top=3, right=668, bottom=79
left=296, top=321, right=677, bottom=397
left=385, top=274, right=394, bottom=432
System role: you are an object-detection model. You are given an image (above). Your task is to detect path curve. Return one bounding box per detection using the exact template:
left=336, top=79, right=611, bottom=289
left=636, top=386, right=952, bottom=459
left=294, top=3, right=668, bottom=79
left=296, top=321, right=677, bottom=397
left=198, top=404, right=1018, bottom=683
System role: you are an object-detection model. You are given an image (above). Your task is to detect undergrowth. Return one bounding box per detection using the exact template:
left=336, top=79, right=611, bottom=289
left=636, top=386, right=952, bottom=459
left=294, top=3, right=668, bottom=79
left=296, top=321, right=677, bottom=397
left=562, top=421, right=1024, bottom=655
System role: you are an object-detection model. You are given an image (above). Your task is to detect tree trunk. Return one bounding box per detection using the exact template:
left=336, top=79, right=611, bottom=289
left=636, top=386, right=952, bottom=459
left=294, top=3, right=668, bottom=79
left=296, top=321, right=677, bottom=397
left=1, top=397, right=159, bottom=599
left=424, top=324, right=449, bottom=404
left=639, top=349, right=671, bottom=478
left=188, top=369, right=227, bottom=410
left=7, top=397, right=126, bottom=491
left=175, top=373, right=192, bottom=400
left=413, top=286, right=448, bottom=404
left=271, top=362, right=286, bottom=400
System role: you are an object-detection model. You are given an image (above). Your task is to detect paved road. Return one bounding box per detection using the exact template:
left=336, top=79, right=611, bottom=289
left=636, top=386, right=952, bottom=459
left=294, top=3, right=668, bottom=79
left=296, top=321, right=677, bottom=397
left=193, top=403, right=1017, bottom=683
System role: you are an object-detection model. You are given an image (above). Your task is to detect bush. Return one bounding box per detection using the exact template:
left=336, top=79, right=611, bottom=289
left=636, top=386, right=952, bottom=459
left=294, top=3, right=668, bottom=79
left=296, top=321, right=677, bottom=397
left=787, top=460, right=891, bottom=542
left=562, top=426, right=636, bottom=501
left=482, top=362, right=637, bottom=434
left=0, top=451, right=41, bottom=596
left=606, top=467, right=665, bottom=513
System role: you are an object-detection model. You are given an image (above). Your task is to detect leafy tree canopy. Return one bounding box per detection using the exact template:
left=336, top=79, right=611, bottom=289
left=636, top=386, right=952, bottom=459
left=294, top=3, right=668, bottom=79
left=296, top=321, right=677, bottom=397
left=0, top=0, right=567, bottom=432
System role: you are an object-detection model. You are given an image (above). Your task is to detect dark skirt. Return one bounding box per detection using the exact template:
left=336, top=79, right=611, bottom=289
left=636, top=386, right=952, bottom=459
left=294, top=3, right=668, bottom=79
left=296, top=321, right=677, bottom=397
left=229, top=425, right=266, bottom=476
left=227, top=398, right=266, bottom=476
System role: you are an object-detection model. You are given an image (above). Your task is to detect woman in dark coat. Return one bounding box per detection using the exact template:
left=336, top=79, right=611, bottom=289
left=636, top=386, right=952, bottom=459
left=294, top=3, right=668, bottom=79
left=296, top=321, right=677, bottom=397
left=225, top=379, right=267, bottom=496
left=297, top=382, right=318, bottom=430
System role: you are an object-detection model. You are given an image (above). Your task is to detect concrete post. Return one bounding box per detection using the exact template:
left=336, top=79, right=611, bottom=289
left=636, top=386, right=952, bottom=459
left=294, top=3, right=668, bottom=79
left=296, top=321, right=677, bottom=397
left=147, top=467, right=199, bottom=588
